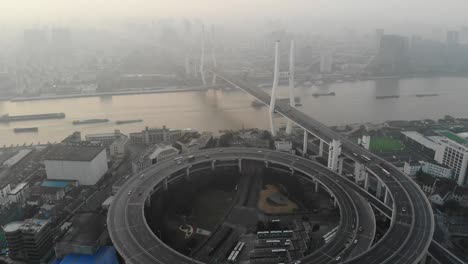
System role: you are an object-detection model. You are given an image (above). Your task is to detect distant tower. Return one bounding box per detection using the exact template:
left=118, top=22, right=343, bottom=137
left=185, top=56, right=191, bottom=75
left=375, top=28, right=384, bottom=51
left=269, top=41, right=280, bottom=137
left=320, top=52, right=333, bottom=73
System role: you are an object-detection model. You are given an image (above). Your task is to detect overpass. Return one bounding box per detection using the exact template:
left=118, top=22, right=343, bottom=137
left=109, top=148, right=390, bottom=264
left=207, top=68, right=442, bottom=264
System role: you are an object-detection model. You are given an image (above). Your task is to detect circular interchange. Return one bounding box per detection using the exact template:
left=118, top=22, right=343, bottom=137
left=108, top=148, right=431, bottom=264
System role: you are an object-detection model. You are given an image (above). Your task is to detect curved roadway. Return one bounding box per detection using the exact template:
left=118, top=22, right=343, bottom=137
left=210, top=70, right=434, bottom=264
left=108, top=148, right=374, bottom=263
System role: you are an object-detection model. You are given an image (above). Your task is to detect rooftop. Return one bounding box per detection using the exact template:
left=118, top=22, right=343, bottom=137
left=436, top=130, right=468, bottom=146
left=2, top=221, right=23, bottom=233
left=41, top=180, right=75, bottom=188
left=8, top=182, right=28, bottom=195
left=58, top=213, right=107, bottom=246
left=19, top=219, right=49, bottom=233
left=45, top=145, right=105, bottom=161
left=401, top=131, right=439, bottom=151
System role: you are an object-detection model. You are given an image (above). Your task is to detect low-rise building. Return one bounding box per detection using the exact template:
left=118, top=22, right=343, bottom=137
left=55, top=212, right=109, bottom=259
left=0, top=182, right=12, bottom=206
left=403, top=161, right=452, bottom=179
left=129, top=126, right=182, bottom=145
left=8, top=182, right=29, bottom=204
left=30, top=185, right=66, bottom=203
left=131, top=143, right=179, bottom=173
left=274, top=141, right=293, bottom=153
left=177, top=132, right=213, bottom=153
left=44, top=145, right=108, bottom=185
left=451, top=186, right=468, bottom=207
left=86, top=130, right=128, bottom=159
left=85, top=130, right=126, bottom=147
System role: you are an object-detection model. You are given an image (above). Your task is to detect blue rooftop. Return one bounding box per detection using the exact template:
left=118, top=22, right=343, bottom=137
left=55, top=246, right=118, bottom=264
left=41, top=180, right=72, bottom=188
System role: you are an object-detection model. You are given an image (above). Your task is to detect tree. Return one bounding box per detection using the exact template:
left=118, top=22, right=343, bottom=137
left=256, top=220, right=265, bottom=231
left=445, top=199, right=460, bottom=211
left=415, top=168, right=423, bottom=181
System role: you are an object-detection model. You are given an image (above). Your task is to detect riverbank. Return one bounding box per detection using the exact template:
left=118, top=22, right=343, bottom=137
left=8, top=86, right=212, bottom=102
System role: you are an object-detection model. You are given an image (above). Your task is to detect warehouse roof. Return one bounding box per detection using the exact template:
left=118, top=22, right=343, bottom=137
left=45, top=145, right=105, bottom=161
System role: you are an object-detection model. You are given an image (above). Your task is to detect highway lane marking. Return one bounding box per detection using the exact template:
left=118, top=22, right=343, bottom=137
left=109, top=223, right=148, bottom=233
left=127, top=244, right=165, bottom=263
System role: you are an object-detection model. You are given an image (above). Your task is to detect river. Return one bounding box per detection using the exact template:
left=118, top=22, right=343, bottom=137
left=1, top=76, right=468, bottom=146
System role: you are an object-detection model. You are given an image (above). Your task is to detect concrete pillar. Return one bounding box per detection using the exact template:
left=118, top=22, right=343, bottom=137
left=364, top=174, right=369, bottom=191
left=315, top=181, right=319, bottom=192
left=327, top=139, right=342, bottom=173
left=211, top=160, right=216, bottom=170
left=319, top=140, right=324, bottom=157
left=384, top=188, right=390, bottom=205
left=264, top=160, right=269, bottom=168
left=163, top=178, right=168, bottom=191
left=338, top=158, right=344, bottom=175
left=200, top=26, right=206, bottom=85
left=303, top=131, right=308, bottom=157
left=285, top=40, right=295, bottom=135
left=185, top=166, right=191, bottom=181
left=238, top=158, right=242, bottom=173
left=361, top=135, right=371, bottom=150
left=354, top=162, right=367, bottom=183
left=419, top=252, right=428, bottom=264
left=211, top=27, right=217, bottom=85
left=376, top=179, right=383, bottom=199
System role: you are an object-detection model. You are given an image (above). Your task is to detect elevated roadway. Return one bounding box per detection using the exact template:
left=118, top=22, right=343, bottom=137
left=108, top=148, right=376, bottom=264
left=209, top=69, right=435, bottom=264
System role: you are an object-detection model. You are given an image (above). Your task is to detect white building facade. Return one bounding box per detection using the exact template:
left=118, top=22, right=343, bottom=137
left=403, top=161, right=452, bottom=179
left=45, top=146, right=108, bottom=186
left=434, top=132, right=468, bottom=185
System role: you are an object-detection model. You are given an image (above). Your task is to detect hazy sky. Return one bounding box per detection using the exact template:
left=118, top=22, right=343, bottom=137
left=2, top=0, right=468, bottom=26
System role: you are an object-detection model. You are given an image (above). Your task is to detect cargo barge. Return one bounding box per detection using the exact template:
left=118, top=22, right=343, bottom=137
left=14, top=127, right=39, bottom=133
left=0, top=113, right=65, bottom=123
left=115, top=119, right=143, bottom=125
left=251, top=100, right=266, bottom=107
left=376, top=95, right=400, bottom=99
left=73, top=119, right=109, bottom=125
left=312, top=92, right=335, bottom=97
left=415, top=93, right=438, bottom=97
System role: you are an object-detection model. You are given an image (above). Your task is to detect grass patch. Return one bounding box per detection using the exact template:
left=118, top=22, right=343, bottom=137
left=369, top=136, right=405, bottom=152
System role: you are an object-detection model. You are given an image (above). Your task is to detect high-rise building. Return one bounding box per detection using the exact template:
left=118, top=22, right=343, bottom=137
left=375, top=28, right=384, bottom=50
left=3, top=219, right=53, bottom=264
left=373, top=34, right=409, bottom=75
left=446, top=30, right=460, bottom=45
left=434, top=131, right=468, bottom=185
left=320, top=52, right=333, bottom=73
left=51, top=28, right=72, bottom=55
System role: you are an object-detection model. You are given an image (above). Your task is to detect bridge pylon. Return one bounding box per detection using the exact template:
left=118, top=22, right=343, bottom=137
left=200, top=26, right=207, bottom=85
left=286, top=40, right=295, bottom=134
left=210, top=26, right=217, bottom=85
left=269, top=40, right=280, bottom=136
